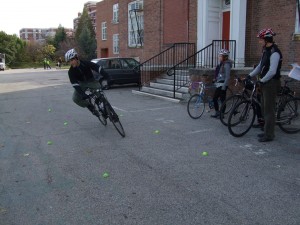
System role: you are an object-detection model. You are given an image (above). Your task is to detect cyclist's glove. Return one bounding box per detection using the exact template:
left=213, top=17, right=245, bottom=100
left=81, top=94, right=89, bottom=100
left=246, top=75, right=252, bottom=80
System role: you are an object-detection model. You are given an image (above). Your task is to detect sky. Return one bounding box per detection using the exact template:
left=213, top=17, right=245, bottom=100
left=0, top=0, right=101, bottom=36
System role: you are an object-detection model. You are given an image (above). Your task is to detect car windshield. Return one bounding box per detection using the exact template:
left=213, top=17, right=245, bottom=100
left=123, top=58, right=139, bottom=69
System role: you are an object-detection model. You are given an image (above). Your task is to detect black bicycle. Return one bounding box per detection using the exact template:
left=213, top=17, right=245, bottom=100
left=86, top=88, right=125, bottom=137
left=220, top=78, right=295, bottom=126
left=227, top=80, right=299, bottom=137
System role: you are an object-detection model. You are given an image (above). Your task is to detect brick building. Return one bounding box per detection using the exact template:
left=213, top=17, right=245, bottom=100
left=73, top=1, right=98, bottom=34
left=245, top=0, right=300, bottom=70
left=196, top=0, right=300, bottom=70
left=19, top=28, right=73, bottom=42
left=96, top=0, right=197, bottom=62
left=95, top=0, right=300, bottom=69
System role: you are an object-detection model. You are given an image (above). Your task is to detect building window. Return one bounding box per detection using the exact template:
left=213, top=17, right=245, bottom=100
left=113, top=4, right=119, bottom=23
left=113, top=34, right=119, bottom=54
left=222, top=0, right=230, bottom=9
left=128, top=0, right=144, bottom=47
left=102, top=22, right=107, bottom=40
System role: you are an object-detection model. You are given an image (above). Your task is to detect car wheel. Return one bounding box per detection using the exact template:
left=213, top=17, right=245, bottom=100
left=101, top=79, right=110, bottom=90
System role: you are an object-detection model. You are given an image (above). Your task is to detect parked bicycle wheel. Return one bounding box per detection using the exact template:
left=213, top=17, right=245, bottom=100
left=104, top=98, right=125, bottom=137
left=187, top=94, right=205, bottom=119
left=220, top=94, right=245, bottom=126
left=277, top=97, right=300, bottom=134
left=228, top=100, right=256, bottom=137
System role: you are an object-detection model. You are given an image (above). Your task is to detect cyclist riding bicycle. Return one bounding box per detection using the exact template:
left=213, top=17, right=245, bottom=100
left=65, top=48, right=104, bottom=117
left=211, top=49, right=232, bottom=118
left=247, top=28, right=282, bottom=142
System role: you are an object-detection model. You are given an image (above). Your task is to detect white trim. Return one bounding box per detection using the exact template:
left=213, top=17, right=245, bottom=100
left=101, top=22, right=107, bottom=40
left=230, top=0, right=247, bottom=67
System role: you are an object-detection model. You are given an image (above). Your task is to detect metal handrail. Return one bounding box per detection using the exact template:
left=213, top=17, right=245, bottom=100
left=135, top=43, right=196, bottom=90
left=167, top=40, right=237, bottom=98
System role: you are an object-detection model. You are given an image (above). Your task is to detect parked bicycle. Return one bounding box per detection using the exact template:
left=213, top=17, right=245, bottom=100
left=187, top=81, right=233, bottom=119
left=220, top=78, right=295, bottom=127
left=86, top=87, right=125, bottom=137
left=227, top=80, right=299, bottom=137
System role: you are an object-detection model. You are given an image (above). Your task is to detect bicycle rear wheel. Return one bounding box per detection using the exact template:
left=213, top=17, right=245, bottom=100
left=228, top=100, right=256, bottom=137
left=220, top=94, right=245, bottom=126
left=104, top=99, right=125, bottom=137
left=187, top=94, right=205, bottom=119
left=277, top=97, right=300, bottom=134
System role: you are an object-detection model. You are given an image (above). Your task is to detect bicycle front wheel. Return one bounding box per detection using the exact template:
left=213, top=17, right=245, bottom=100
left=228, top=100, right=256, bottom=137
left=220, top=94, right=245, bottom=126
left=187, top=94, right=205, bottom=119
left=95, top=100, right=107, bottom=126
left=277, top=97, right=300, bottom=134
left=104, top=99, right=125, bottom=137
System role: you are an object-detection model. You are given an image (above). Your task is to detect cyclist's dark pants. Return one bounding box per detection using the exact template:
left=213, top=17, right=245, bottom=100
left=72, top=81, right=101, bottom=107
left=213, top=86, right=227, bottom=112
left=261, top=79, right=281, bottom=139
left=256, top=92, right=263, bottom=121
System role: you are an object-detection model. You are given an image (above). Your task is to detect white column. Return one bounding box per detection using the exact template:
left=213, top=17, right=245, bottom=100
left=197, top=0, right=208, bottom=51
left=230, top=0, right=247, bottom=67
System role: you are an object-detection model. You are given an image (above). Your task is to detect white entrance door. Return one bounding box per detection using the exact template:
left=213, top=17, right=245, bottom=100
left=197, top=0, right=221, bottom=49
left=206, top=0, right=222, bottom=45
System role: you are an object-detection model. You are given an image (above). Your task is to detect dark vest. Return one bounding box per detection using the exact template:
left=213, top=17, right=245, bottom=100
left=260, top=44, right=282, bottom=80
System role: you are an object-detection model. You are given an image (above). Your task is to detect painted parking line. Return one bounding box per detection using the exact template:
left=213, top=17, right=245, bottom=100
left=129, top=106, right=179, bottom=113
left=112, top=106, right=128, bottom=112
left=187, top=129, right=213, bottom=134
left=240, top=144, right=271, bottom=156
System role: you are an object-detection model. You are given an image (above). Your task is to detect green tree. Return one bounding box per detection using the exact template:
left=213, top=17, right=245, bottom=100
left=75, top=7, right=96, bottom=60
left=40, top=44, right=56, bottom=60
left=0, top=31, right=26, bottom=66
left=53, top=25, right=67, bottom=49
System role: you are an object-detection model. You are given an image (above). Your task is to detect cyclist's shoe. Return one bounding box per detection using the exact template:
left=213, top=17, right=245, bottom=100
left=111, top=114, right=119, bottom=123
left=257, top=133, right=265, bottom=138
left=252, top=123, right=264, bottom=128
left=258, top=136, right=273, bottom=142
left=211, top=111, right=220, bottom=118
left=102, top=112, right=108, bottom=119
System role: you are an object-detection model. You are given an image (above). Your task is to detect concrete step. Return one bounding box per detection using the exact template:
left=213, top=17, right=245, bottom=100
left=155, top=78, right=174, bottom=85
left=161, top=74, right=190, bottom=81
left=150, top=82, right=189, bottom=93
left=140, top=86, right=184, bottom=99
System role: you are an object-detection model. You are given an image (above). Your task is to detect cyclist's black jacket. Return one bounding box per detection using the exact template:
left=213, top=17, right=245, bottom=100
left=260, top=44, right=282, bottom=80
left=68, top=60, right=102, bottom=95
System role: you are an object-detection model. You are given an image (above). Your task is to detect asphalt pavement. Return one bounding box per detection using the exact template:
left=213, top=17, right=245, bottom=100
left=0, top=69, right=299, bottom=225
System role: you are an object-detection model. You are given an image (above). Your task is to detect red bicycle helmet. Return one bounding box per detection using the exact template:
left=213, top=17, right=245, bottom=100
left=256, top=28, right=276, bottom=39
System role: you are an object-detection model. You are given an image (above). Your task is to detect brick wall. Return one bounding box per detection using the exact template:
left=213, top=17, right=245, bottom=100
left=245, top=0, right=300, bottom=70
left=96, top=0, right=197, bottom=62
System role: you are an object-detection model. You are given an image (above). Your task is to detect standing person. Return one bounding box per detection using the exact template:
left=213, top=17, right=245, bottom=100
left=247, top=28, right=282, bottom=142
left=65, top=48, right=104, bottom=116
left=43, top=58, right=47, bottom=70
left=211, top=49, right=232, bottom=118
left=46, top=59, right=51, bottom=70
left=58, top=57, right=62, bottom=69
